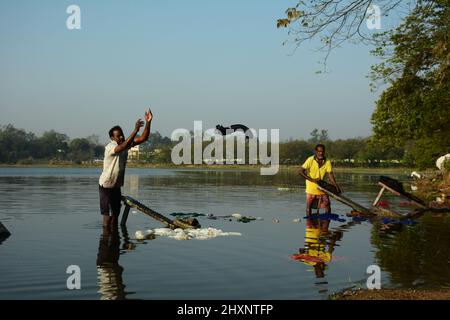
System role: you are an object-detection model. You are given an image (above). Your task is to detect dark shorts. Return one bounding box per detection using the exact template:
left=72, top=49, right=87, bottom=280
left=99, top=185, right=122, bottom=216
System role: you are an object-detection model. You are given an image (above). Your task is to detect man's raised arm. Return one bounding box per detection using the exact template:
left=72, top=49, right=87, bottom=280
left=114, top=119, right=143, bottom=154
left=134, top=109, right=153, bottom=145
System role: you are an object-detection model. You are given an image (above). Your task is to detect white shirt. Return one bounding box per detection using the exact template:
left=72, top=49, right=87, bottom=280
left=98, top=140, right=129, bottom=188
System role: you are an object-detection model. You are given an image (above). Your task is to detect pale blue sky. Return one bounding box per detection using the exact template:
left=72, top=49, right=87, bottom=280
left=0, top=0, right=394, bottom=143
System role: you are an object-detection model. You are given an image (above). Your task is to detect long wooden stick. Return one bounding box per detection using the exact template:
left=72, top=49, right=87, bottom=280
left=121, top=196, right=199, bottom=229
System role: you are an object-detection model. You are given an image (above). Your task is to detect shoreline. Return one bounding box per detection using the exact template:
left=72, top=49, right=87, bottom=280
left=0, top=163, right=415, bottom=174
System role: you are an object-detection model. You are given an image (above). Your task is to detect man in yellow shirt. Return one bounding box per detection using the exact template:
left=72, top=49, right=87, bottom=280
left=299, top=144, right=342, bottom=215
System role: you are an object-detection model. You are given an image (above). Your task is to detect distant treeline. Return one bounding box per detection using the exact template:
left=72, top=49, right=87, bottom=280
left=0, top=124, right=104, bottom=164
left=0, top=124, right=173, bottom=164
left=0, top=124, right=414, bottom=167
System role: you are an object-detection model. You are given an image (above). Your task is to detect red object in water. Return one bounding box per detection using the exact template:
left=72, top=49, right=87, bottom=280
left=377, top=201, right=390, bottom=208
left=289, top=254, right=324, bottom=263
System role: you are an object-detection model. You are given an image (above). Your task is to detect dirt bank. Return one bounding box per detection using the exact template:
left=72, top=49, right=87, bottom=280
left=331, top=288, right=450, bottom=300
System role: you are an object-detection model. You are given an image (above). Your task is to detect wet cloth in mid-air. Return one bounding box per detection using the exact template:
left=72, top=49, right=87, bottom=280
left=215, top=124, right=253, bottom=139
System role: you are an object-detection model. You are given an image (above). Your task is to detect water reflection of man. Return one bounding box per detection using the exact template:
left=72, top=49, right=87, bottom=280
left=96, top=226, right=128, bottom=300
left=294, top=215, right=342, bottom=278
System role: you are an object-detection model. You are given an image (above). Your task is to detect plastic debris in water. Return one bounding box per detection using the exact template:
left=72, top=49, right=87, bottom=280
left=135, top=227, right=242, bottom=241
left=231, top=213, right=257, bottom=223
left=293, top=218, right=301, bottom=223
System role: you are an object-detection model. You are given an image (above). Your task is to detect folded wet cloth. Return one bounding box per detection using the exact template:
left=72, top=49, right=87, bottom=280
left=381, top=218, right=417, bottom=225
left=204, top=213, right=261, bottom=223
left=170, top=212, right=206, bottom=218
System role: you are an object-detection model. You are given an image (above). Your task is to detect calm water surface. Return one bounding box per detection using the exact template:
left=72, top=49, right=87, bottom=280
left=0, top=167, right=449, bottom=299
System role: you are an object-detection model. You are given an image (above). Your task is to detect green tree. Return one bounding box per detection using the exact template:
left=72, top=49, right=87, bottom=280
left=36, top=130, right=69, bottom=159
left=0, top=124, right=36, bottom=163
left=279, top=140, right=313, bottom=164
left=327, top=138, right=367, bottom=161
left=309, top=128, right=329, bottom=145
left=139, top=131, right=173, bottom=151
left=69, top=138, right=94, bottom=163
left=370, top=0, right=450, bottom=168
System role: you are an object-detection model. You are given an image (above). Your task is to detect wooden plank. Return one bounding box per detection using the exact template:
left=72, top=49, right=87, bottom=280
left=317, top=185, right=372, bottom=215
left=120, top=205, right=130, bottom=227
left=122, top=196, right=174, bottom=227
left=373, top=187, right=386, bottom=206
left=378, top=182, right=427, bottom=208
left=121, top=196, right=199, bottom=229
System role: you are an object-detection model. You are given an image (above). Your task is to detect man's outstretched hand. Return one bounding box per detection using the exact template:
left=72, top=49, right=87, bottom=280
left=145, top=108, right=153, bottom=122
left=135, top=119, right=144, bottom=131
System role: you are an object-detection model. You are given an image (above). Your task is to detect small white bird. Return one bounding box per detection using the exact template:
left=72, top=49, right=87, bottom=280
left=411, top=171, right=422, bottom=179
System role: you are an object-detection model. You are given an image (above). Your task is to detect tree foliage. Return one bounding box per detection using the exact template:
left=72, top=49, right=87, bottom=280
left=0, top=124, right=102, bottom=164
left=370, top=0, right=450, bottom=168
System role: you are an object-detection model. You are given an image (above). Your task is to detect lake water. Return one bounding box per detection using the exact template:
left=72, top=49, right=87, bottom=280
left=0, top=167, right=449, bottom=300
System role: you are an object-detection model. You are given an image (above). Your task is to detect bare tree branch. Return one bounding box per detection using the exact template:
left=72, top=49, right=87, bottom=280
left=277, top=0, right=418, bottom=67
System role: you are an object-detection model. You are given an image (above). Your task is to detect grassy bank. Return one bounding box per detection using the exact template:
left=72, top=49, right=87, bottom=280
left=0, top=162, right=414, bottom=174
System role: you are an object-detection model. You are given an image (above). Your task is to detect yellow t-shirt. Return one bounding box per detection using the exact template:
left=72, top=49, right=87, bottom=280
left=301, top=156, right=332, bottom=195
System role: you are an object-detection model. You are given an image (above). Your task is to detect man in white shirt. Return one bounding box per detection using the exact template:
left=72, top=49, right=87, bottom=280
left=99, top=109, right=153, bottom=227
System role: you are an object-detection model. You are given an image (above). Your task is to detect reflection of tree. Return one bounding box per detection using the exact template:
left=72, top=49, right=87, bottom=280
left=96, top=226, right=132, bottom=300
left=370, top=215, right=450, bottom=287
